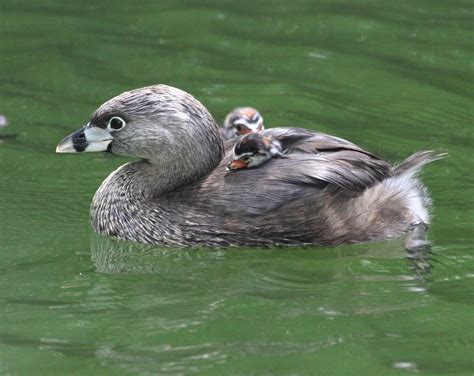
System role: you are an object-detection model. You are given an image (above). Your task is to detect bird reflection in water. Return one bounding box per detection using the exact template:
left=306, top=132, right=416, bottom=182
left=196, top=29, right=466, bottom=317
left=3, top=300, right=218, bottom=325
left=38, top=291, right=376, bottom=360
left=90, top=225, right=434, bottom=287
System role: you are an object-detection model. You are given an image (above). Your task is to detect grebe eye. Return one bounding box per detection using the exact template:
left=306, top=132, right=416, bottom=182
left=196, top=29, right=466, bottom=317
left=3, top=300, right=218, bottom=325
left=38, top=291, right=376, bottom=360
left=108, top=116, right=126, bottom=130
left=236, top=125, right=244, bottom=132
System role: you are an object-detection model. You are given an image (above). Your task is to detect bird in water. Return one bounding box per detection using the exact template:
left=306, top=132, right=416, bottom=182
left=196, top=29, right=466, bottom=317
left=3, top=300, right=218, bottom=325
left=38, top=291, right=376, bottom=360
left=227, top=133, right=285, bottom=171
left=221, top=107, right=264, bottom=140
left=56, top=84, right=444, bottom=248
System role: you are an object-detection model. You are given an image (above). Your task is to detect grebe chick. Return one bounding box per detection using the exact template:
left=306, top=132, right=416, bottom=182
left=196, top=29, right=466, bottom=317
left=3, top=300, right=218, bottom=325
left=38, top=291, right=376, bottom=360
left=222, top=107, right=264, bottom=140
left=227, top=133, right=285, bottom=171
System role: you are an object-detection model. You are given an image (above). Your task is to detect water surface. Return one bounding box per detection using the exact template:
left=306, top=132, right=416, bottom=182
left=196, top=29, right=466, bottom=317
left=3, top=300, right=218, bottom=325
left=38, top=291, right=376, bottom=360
left=1, top=1, right=473, bottom=375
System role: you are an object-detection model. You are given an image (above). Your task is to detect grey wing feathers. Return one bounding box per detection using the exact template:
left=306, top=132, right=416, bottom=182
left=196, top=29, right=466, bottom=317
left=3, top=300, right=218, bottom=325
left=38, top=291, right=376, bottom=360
left=265, top=127, right=381, bottom=158
left=199, top=127, right=409, bottom=217
left=265, top=128, right=392, bottom=191
left=275, top=153, right=392, bottom=192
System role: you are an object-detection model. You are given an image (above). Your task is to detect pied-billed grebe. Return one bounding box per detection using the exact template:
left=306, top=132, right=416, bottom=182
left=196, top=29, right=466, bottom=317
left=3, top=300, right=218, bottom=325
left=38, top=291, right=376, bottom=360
left=221, top=107, right=264, bottom=140
left=56, top=85, right=443, bottom=247
left=227, top=133, right=285, bottom=171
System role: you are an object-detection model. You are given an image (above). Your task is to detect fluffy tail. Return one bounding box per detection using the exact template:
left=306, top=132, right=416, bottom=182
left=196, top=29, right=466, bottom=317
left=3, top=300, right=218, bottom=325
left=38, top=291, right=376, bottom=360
left=324, top=150, right=445, bottom=243
left=393, top=150, right=447, bottom=177
left=381, top=150, right=446, bottom=225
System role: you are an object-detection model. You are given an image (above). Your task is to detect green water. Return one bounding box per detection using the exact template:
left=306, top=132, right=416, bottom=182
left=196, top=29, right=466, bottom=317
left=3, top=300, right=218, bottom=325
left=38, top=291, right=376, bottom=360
left=1, top=0, right=473, bottom=374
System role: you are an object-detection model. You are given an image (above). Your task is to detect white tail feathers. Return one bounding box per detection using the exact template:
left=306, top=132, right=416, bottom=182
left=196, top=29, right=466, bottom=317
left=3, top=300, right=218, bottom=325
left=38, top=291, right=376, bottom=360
left=388, top=150, right=446, bottom=224
left=359, top=151, right=445, bottom=226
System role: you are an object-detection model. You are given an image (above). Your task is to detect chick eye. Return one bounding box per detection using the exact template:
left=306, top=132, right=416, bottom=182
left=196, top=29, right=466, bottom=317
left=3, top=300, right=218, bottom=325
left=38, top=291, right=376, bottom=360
left=242, top=156, right=251, bottom=162
left=108, top=116, right=126, bottom=130
left=236, top=125, right=244, bottom=132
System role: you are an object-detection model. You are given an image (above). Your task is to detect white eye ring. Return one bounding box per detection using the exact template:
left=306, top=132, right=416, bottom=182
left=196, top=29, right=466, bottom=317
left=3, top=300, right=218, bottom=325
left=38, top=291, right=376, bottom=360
left=108, top=116, right=126, bottom=131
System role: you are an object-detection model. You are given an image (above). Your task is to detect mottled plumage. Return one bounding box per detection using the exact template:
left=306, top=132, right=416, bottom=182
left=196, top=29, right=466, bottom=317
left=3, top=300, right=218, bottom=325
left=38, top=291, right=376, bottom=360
left=227, top=133, right=284, bottom=171
left=221, top=107, right=264, bottom=140
left=56, top=85, right=444, bottom=247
